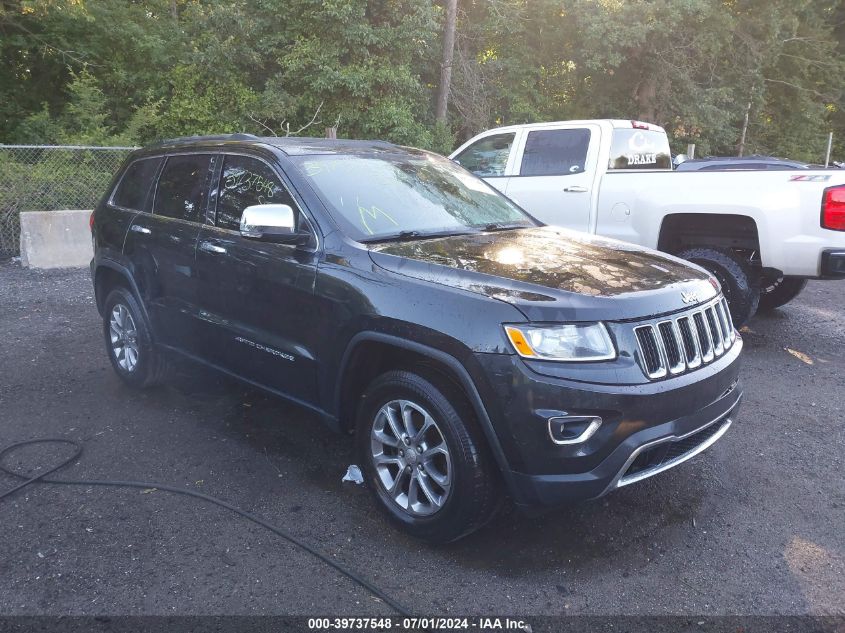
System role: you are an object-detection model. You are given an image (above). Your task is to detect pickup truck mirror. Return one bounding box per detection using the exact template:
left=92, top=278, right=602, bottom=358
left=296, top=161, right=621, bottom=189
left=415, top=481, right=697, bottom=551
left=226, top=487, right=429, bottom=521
left=240, top=204, right=309, bottom=245
left=674, top=154, right=688, bottom=166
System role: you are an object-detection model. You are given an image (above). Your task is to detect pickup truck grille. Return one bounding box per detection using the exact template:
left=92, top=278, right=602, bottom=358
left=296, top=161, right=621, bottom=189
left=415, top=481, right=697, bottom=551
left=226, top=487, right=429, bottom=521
left=634, top=297, right=736, bottom=380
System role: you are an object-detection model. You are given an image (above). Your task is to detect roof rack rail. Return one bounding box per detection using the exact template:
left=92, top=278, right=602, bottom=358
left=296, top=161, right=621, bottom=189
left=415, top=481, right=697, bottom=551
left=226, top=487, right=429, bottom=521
left=151, top=133, right=261, bottom=147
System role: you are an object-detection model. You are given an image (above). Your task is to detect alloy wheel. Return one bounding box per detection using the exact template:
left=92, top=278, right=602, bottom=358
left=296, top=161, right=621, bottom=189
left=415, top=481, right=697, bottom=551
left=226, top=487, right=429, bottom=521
left=370, top=399, right=452, bottom=516
left=109, top=303, right=139, bottom=372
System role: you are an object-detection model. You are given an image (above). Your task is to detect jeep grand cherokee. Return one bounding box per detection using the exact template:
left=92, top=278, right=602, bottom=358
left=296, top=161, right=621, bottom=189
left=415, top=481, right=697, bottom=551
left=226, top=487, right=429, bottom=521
left=90, top=134, right=743, bottom=543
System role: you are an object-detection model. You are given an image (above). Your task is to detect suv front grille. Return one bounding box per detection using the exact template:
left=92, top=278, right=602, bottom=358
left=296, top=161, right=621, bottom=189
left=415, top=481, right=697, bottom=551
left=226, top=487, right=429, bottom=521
left=633, top=297, right=735, bottom=381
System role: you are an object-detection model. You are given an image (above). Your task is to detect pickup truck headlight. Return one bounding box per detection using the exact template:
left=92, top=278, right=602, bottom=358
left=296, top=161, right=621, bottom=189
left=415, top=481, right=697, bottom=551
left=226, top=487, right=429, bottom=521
left=504, top=323, right=616, bottom=361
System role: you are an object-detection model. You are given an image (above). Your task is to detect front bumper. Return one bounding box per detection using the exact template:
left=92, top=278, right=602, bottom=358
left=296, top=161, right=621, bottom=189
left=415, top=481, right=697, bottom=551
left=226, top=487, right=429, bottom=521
left=473, top=336, right=743, bottom=507
left=509, top=392, right=740, bottom=507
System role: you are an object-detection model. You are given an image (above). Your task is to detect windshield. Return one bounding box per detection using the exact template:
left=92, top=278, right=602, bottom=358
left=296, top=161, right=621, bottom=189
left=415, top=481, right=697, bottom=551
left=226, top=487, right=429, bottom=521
left=292, top=150, right=536, bottom=241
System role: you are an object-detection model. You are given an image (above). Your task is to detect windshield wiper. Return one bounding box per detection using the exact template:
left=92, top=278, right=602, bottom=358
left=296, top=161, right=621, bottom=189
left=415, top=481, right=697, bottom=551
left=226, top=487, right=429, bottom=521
left=482, top=222, right=530, bottom=232
left=361, top=229, right=474, bottom=243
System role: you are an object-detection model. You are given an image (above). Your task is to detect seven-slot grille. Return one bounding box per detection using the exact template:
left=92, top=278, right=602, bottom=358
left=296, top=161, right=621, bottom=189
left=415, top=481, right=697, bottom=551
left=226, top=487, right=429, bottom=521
left=634, top=297, right=735, bottom=380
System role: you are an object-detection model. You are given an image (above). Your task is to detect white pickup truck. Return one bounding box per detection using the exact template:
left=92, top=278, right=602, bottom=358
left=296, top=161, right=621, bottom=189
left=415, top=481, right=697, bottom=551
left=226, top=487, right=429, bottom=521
left=450, top=119, right=845, bottom=325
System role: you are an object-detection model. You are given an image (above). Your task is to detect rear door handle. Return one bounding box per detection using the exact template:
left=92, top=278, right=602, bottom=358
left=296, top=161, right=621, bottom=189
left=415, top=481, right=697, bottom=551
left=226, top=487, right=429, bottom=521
left=199, top=241, right=227, bottom=255
left=563, top=185, right=589, bottom=193
left=129, top=224, right=151, bottom=235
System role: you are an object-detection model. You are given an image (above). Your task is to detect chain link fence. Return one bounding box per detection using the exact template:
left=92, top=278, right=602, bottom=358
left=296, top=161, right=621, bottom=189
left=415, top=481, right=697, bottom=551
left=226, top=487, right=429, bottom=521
left=0, top=145, right=137, bottom=259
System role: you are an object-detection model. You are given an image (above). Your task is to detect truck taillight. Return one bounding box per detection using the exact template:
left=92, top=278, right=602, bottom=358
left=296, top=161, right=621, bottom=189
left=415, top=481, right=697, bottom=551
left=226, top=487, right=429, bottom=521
left=822, top=186, right=845, bottom=231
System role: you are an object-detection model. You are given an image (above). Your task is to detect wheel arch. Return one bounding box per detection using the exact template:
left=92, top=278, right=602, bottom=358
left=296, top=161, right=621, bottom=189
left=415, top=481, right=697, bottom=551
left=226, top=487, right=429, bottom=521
left=334, top=332, right=517, bottom=494
left=658, top=213, right=762, bottom=260
left=93, top=261, right=152, bottom=326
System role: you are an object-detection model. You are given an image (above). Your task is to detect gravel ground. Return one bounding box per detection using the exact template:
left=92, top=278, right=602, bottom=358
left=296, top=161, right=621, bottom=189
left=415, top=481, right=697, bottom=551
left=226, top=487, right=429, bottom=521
left=0, top=260, right=842, bottom=617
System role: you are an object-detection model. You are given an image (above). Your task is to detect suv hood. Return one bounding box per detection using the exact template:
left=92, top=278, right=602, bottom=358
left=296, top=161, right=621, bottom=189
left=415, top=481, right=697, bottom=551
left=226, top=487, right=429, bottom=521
left=367, top=227, right=718, bottom=322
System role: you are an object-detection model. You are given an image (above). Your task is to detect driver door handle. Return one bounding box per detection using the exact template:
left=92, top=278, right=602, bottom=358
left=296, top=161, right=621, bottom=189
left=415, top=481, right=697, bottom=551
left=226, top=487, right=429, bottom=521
left=563, top=185, right=589, bottom=193
left=199, top=241, right=227, bottom=255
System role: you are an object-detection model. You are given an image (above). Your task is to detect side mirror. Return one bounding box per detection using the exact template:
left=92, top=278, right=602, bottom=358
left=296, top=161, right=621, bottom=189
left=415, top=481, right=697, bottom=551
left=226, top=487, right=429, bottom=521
left=673, top=153, right=688, bottom=166
left=240, top=204, right=309, bottom=244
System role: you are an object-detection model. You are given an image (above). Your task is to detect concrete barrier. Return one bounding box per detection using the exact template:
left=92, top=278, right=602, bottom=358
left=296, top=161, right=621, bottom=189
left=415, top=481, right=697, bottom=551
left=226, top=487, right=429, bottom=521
left=19, top=210, right=93, bottom=269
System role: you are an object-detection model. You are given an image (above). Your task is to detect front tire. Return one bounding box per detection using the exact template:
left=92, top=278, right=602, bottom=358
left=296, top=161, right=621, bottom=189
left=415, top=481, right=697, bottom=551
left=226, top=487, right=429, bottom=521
left=102, top=287, right=172, bottom=388
left=758, top=276, right=807, bottom=312
left=355, top=370, right=500, bottom=543
left=677, top=247, right=760, bottom=327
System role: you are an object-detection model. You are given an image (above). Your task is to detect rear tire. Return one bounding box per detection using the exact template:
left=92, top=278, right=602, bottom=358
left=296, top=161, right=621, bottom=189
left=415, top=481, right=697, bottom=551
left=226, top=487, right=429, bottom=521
left=355, top=369, right=500, bottom=543
left=758, top=276, right=807, bottom=312
left=677, top=247, right=760, bottom=327
left=102, top=287, right=173, bottom=388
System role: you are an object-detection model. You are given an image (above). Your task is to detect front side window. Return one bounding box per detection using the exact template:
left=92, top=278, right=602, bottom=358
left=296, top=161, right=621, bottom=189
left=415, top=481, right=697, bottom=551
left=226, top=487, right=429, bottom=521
left=519, top=129, right=591, bottom=177
left=215, top=155, right=297, bottom=231
left=153, top=154, right=213, bottom=222
left=608, top=129, right=671, bottom=170
left=293, top=150, right=535, bottom=241
left=452, top=133, right=515, bottom=177
left=112, top=157, right=162, bottom=211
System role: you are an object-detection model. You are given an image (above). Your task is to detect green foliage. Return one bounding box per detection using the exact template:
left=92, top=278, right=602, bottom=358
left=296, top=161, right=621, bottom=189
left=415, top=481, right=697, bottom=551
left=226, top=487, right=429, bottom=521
left=1, top=0, right=844, bottom=161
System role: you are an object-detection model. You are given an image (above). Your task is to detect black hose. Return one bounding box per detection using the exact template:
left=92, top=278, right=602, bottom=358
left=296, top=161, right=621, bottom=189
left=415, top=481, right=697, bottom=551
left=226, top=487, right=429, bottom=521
left=0, top=437, right=412, bottom=616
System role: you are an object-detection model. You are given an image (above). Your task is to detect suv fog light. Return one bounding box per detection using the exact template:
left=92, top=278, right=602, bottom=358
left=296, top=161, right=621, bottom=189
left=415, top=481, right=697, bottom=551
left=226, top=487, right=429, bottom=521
left=548, top=416, right=602, bottom=445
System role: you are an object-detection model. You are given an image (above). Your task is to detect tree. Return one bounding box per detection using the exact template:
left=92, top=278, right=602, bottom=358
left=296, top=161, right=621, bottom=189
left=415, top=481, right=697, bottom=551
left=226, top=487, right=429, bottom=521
left=435, top=0, right=458, bottom=123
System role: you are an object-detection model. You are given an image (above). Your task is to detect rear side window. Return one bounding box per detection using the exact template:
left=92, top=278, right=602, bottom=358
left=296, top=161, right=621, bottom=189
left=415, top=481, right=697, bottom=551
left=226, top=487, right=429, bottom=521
left=215, top=155, right=297, bottom=231
left=111, top=157, right=162, bottom=211
left=452, top=133, right=515, bottom=177
left=153, top=154, right=214, bottom=222
left=519, top=129, right=590, bottom=177
left=608, top=129, right=671, bottom=170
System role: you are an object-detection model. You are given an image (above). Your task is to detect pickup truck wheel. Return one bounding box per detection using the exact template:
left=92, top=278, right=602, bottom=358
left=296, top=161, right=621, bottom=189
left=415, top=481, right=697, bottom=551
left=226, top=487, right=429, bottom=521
left=355, top=370, right=499, bottom=543
left=758, top=276, right=808, bottom=312
left=102, top=287, right=172, bottom=388
left=677, top=247, right=760, bottom=327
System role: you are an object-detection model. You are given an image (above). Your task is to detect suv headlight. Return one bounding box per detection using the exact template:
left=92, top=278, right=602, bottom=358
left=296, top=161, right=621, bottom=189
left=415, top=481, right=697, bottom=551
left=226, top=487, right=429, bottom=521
left=504, top=323, right=616, bottom=362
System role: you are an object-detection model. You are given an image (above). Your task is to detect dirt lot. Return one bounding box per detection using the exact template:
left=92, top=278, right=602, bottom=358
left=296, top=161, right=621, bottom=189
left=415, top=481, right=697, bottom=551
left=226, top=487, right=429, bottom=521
left=0, top=261, right=843, bottom=617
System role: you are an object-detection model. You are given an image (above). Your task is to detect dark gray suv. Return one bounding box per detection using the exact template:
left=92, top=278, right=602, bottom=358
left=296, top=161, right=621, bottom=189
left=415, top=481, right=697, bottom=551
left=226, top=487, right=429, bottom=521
left=91, top=134, right=743, bottom=542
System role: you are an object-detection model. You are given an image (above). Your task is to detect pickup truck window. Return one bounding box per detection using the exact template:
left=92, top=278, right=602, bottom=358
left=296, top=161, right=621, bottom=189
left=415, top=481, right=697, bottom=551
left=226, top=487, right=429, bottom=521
left=519, top=129, right=590, bottom=177
left=111, top=157, right=162, bottom=211
left=452, top=133, right=514, bottom=177
left=153, top=154, right=214, bottom=222
left=608, top=129, right=671, bottom=170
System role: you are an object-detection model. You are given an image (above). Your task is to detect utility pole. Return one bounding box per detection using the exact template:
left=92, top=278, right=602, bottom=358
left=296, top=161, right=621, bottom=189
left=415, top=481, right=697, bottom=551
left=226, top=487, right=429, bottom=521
left=435, top=0, right=458, bottom=123
left=825, top=132, right=833, bottom=167
left=738, top=100, right=752, bottom=157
